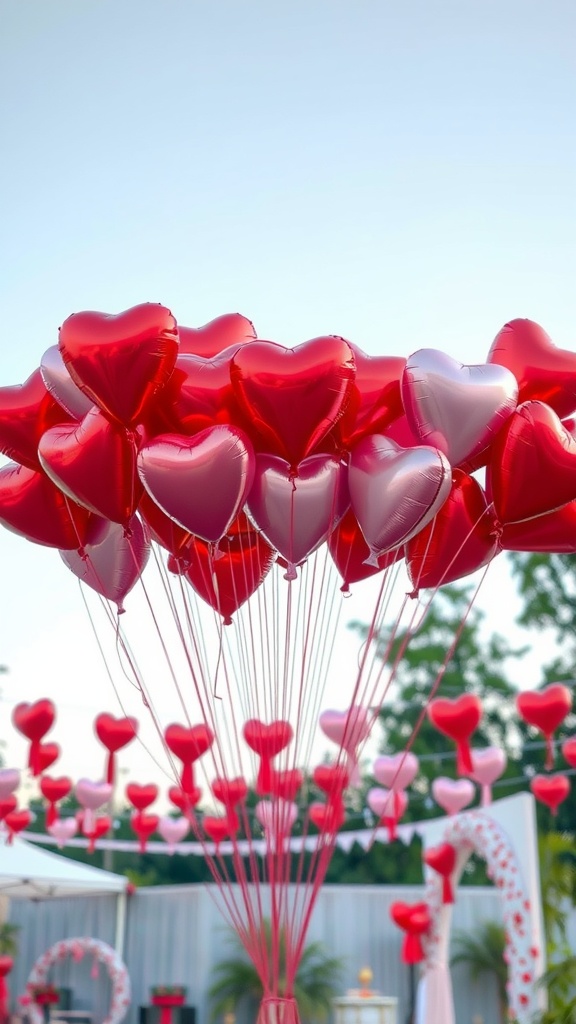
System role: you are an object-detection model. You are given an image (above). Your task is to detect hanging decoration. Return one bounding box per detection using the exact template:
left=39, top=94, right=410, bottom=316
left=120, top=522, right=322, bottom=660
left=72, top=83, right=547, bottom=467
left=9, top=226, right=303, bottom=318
left=25, top=937, right=130, bottom=1024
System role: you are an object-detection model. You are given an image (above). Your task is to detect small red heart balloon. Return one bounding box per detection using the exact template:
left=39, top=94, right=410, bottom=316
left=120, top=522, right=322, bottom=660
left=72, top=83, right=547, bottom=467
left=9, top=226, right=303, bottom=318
left=4, top=809, right=31, bottom=835
left=168, top=785, right=202, bottom=811
left=13, top=700, right=55, bottom=742
left=489, top=402, right=576, bottom=524
left=203, top=815, right=234, bottom=843
left=268, top=768, right=304, bottom=801
left=178, top=313, right=256, bottom=358
left=390, top=900, right=428, bottom=931
left=180, top=525, right=275, bottom=624
left=0, top=797, right=17, bottom=821
left=164, top=724, right=214, bottom=764
left=312, top=764, right=350, bottom=797
left=517, top=684, right=571, bottom=769
left=59, top=303, right=179, bottom=427
left=0, top=368, right=72, bottom=471
left=0, top=462, right=94, bottom=549
left=139, top=490, right=193, bottom=558
left=423, top=842, right=457, bottom=903
left=40, top=776, right=72, bottom=803
left=308, top=800, right=345, bottom=832
left=231, top=337, right=356, bottom=466
left=428, top=695, right=483, bottom=775
left=530, top=773, right=570, bottom=815
left=150, top=348, right=243, bottom=437
left=39, top=408, right=142, bottom=525
left=562, top=737, right=576, bottom=768
left=211, top=777, right=248, bottom=808
left=328, top=507, right=403, bottom=591
left=85, top=815, right=112, bottom=839
left=131, top=811, right=160, bottom=846
left=37, top=743, right=60, bottom=773
left=334, top=348, right=405, bottom=449
left=95, top=714, right=138, bottom=753
left=488, top=319, right=576, bottom=419
left=243, top=720, right=293, bottom=759
left=126, top=783, right=158, bottom=811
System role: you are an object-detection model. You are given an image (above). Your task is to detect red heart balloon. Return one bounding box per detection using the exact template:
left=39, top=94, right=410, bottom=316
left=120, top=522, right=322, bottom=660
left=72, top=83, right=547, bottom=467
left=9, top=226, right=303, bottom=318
left=150, top=348, right=242, bottom=437
left=40, top=776, right=72, bottom=803
left=488, top=319, right=576, bottom=419
left=39, top=408, right=142, bottom=525
left=0, top=368, right=72, bottom=471
left=268, top=768, right=303, bottom=801
left=501, top=500, right=576, bottom=553
left=139, top=490, right=193, bottom=558
left=423, top=842, right=457, bottom=903
left=308, top=800, right=345, bottom=832
left=95, top=714, right=138, bottom=752
left=164, top=725, right=214, bottom=794
left=530, top=773, right=570, bottom=815
left=211, top=777, right=248, bottom=808
left=517, top=684, right=571, bottom=769
left=37, top=743, right=60, bottom=773
left=59, top=303, right=178, bottom=427
left=328, top=507, right=403, bottom=591
left=243, top=720, right=293, bottom=759
left=168, top=785, right=202, bottom=811
left=126, top=783, right=158, bottom=811
left=562, top=737, right=576, bottom=768
left=178, top=313, right=256, bottom=358
left=13, top=700, right=55, bottom=742
left=390, top=900, right=427, bottom=931
left=428, top=695, right=483, bottom=775
left=407, top=471, right=499, bottom=591
left=0, top=797, right=17, bottom=821
left=131, top=811, right=160, bottom=845
left=4, top=809, right=32, bottom=835
left=84, top=814, right=112, bottom=840
left=203, top=815, right=234, bottom=843
left=231, top=337, right=356, bottom=466
left=179, top=524, right=275, bottom=624
left=334, top=348, right=405, bottom=449
left=0, top=462, right=93, bottom=549
left=489, top=402, right=576, bottom=525
left=312, top=764, right=350, bottom=797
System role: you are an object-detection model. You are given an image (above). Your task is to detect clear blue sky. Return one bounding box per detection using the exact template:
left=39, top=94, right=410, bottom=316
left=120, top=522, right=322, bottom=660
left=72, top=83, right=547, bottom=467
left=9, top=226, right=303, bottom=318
left=0, top=0, right=574, bottom=787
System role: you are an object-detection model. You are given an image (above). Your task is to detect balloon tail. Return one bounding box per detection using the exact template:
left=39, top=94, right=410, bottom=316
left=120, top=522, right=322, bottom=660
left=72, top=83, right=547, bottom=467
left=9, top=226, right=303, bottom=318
left=442, top=876, right=454, bottom=904
left=363, top=550, right=380, bottom=568
left=481, top=783, right=492, bottom=806
left=283, top=563, right=298, bottom=582
left=106, top=751, right=115, bottom=785
left=456, top=739, right=473, bottom=776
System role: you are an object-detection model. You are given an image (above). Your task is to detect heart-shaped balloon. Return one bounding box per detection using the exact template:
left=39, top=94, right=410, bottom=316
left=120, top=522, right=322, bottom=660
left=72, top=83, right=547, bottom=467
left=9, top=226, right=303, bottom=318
left=390, top=901, right=431, bottom=963
left=312, top=764, right=350, bottom=797
left=348, top=436, right=451, bottom=560
left=158, top=815, right=190, bottom=850
left=470, top=747, right=507, bottom=805
left=517, top=684, right=572, bottom=769
left=59, top=303, right=178, bottom=427
left=489, top=402, right=576, bottom=524
left=164, top=723, right=214, bottom=794
left=212, top=777, right=249, bottom=808
left=179, top=517, right=275, bottom=624
left=428, top=695, right=483, bottom=775
left=0, top=770, right=20, bottom=800
left=268, top=768, right=304, bottom=801
left=530, top=773, right=570, bottom=815
left=0, top=368, right=72, bottom=471
left=335, top=348, right=405, bottom=449
left=319, top=706, right=373, bottom=754
left=328, top=507, right=403, bottom=591
left=138, top=426, right=255, bottom=543
left=488, top=319, right=576, bottom=419
left=423, top=842, right=457, bottom=903
left=168, top=785, right=202, bottom=811
left=407, top=471, right=499, bottom=591
left=41, top=346, right=94, bottom=420
left=178, top=313, right=256, bottom=358
left=401, top=349, right=518, bottom=467
left=501, top=500, right=576, bottom=553
left=131, top=811, right=160, bottom=851
left=247, top=453, right=350, bottom=577
left=0, top=462, right=93, bottom=549
left=37, top=743, right=60, bottom=773
left=75, top=779, right=113, bottom=811
left=308, top=800, right=345, bottom=832
left=39, top=407, right=142, bottom=524
left=40, top=776, right=72, bottom=804
left=243, top=720, right=293, bottom=759
left=139, top=490, right=193, bottom=558
left=95, top=713, right=138, bottom=753
left=47, top=817, right=77, bottom=848
left=126, top=783, right=158, bottom=811
left=13, top=700, right=56, bottom=776
left=60, top=515, right=150, bottom=611
left=81, top=814, right=112, bottom=847
left=255, top=799, right=298, bottom=837
left=367, top=787, right=408, bottom=822
left=431, top=777, right=475, bottom=816
left=0, top=797, right=17, bottom=821
left=562, top=737, right=576, bottom=768
left=4, top=809, right=32, bottom=836
left=203, top=815, right=234, bottom=844
left=373, top=752, right=419, bottom=791
left=231, top=337, right=356, bottom=466
left=150, top=348, right=243, bottom=437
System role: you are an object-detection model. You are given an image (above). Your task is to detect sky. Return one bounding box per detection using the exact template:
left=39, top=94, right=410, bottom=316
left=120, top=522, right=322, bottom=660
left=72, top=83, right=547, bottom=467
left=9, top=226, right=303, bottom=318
left=0, top=0, right=575, bottom=810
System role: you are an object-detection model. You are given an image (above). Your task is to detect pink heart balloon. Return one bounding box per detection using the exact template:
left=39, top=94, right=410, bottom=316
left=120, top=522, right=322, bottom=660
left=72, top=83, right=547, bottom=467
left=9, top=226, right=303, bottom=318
left=255, top=799, right=298, bottom=836
left=75, top=779, right=112, bottom=811
left=373, top=753, right=419, bottom=791
left=40, top=346, right=93, bottom=420
left=158, top=816, right=189, bottom=852
left=60, top=514, right=150, bottom=612
left=138, top=425, right=255, bottom=544
left=47, top=817, right=77, bottom=848
left=367, top=787, right=408, bottom=821
left=431, top=777, right=475, bottom=816
left=348, top=436, right=451, bottom=561
left=247, top=454, right=350, bottom=578
left=319, top=706, right=373, bottom=753
left=401, top=349, right=518, bottom=468
left=470, top=747, right=507, bottom=805
left=0, top=770, right=20, bottom=800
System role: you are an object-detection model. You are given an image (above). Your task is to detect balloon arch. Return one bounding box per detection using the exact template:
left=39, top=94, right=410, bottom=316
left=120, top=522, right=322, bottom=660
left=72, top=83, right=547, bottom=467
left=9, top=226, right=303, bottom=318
left=25, top=938, right=130, bottom=1024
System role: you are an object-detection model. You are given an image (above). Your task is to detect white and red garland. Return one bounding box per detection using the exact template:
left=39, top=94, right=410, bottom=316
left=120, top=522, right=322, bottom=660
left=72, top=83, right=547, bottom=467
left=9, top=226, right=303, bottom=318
left=25, top=938, right=130, bottom=1024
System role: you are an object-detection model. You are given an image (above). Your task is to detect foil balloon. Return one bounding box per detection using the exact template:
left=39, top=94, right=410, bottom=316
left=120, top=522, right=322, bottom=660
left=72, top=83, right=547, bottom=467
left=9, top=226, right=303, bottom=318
left=373, top=752, right=419, bottom=791
left=488, top=318, right=576, bottom=419
left=138, top=426, right=255, bottom=543
left=348, top=436, right=451, bottom=562
left=131, top=811, right=160, bottom=853
left=158, top=815, right=189, bottom=853
left=0, top=462, right=93, bottom=549
left=150, top=347, right=242, bottom=437
left=164, top=723, right=214, bottom=794
left=40, top=346, right=94, bottom=420
left=178, top=313, right=256, bottom=358
left=75, top=779, right=113, bottom=834
left=367, top=787, right=407, bottom=841
left=60, top=515, right=150, bottom=612
left=319, top=705, right=373, bottom=786
left=328, top=507, right=403, bottom=592
left=389, top=901, right=431, bottom=964
left=231, top=337, right=356, bottom=466
left=516, top=684, right=572, bottom=769
left=4, top=809, right=32, bottom=842
left=94, top=713, right=138, bottom=784
left=423, top=842, right=457, bottom=904
left=427, top=695, right=483, bottom=775
left=12, top=700, right=56, bottom=777
left=58, top=303, right=179, bottom=427
left=530, top=773, right=570, bottom=816
left=335, top=347, right=405, bottom=448
left=243, top=720, right=293, bottom=797
left=47, top=817, right=77, bottom=849
left=470, top=747, right=507, bottom=805
left=126, top=783, right=158, bottom=812
left=37, top=743, right=60, bottom=773
left=501, top=500, right=576, bottom=553
left=431, top=777, right=475, bottom=816
left=40, top=776, right=72, bottom=827
left=139, top=489, right=193, bottom=559
left=0, top=368, right=72, bottom=471
left=401, top=349, right=518, bottom=467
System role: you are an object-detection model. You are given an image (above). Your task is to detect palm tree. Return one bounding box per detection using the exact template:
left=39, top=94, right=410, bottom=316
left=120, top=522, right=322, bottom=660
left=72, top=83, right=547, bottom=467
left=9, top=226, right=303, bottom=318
left=450, top=920, right=508, bottom=1024
left=208, top=921, right=343, bottom=1023
left=0, top=923, right=19, bottom=957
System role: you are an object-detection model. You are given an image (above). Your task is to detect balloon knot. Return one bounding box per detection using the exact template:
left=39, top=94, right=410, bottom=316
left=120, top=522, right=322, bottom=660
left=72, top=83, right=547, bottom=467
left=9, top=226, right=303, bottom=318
left=340, top=583, right=350, bottom=595
left=283, top=563, right=298, bottom=582
left=117, top=604, right=126, bottom=616
left=363, top=550, right=380, bottom=568
left=123, top=525, right=133, bottom=540
left=223, top=615, right=233, bottom=626
left=407, top=587, right=420, bottom=600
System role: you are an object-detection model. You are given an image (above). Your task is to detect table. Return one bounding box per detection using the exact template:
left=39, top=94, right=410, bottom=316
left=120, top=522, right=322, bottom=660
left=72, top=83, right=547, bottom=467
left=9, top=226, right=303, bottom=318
left=332, top=995, right=398, bottom=1024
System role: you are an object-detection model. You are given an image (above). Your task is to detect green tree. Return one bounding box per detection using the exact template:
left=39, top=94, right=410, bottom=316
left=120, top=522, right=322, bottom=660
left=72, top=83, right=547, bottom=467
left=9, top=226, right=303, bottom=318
left=0, top=922, right=19, bottom=957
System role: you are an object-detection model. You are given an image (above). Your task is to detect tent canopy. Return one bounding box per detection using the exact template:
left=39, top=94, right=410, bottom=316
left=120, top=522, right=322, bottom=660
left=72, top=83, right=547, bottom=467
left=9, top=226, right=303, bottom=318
left=0, top=836, right=127, bottom=898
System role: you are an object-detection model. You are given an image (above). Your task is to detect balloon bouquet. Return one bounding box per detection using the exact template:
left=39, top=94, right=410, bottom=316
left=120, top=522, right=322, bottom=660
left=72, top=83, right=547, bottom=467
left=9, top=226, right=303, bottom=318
left=1, top=308, right=575, bottom=1024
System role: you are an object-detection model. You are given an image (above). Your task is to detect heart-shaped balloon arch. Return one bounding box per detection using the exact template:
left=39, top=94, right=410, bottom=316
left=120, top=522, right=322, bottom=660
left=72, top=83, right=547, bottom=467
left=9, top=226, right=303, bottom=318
left=2, top=308, right=576, bottom=1024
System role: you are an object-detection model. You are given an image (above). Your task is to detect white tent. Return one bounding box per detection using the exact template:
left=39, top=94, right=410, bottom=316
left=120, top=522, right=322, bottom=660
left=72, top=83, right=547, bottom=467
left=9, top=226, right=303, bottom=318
left=0, top=836, right=127, bottom=899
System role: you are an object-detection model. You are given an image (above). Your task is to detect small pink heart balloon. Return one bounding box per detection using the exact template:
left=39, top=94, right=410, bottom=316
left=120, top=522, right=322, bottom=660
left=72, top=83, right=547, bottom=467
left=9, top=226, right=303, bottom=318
left=470, top=747, right=507, bottom=805
left=47, top=817, right=77, bottom=849
left=255, top=799, right=299, bottom=839
left=373, top=753, right=419, bottom=791
left=158, top=816, right=189, bottom=853
left=367, top=787, right=408, bottom=820
left=0, top=770, right=20, bottom=800
left=75, top=778, right=112, bottom=834
left=319, top=706, right=374, bottom=785
left=432, top=777, right=475, bottom=816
